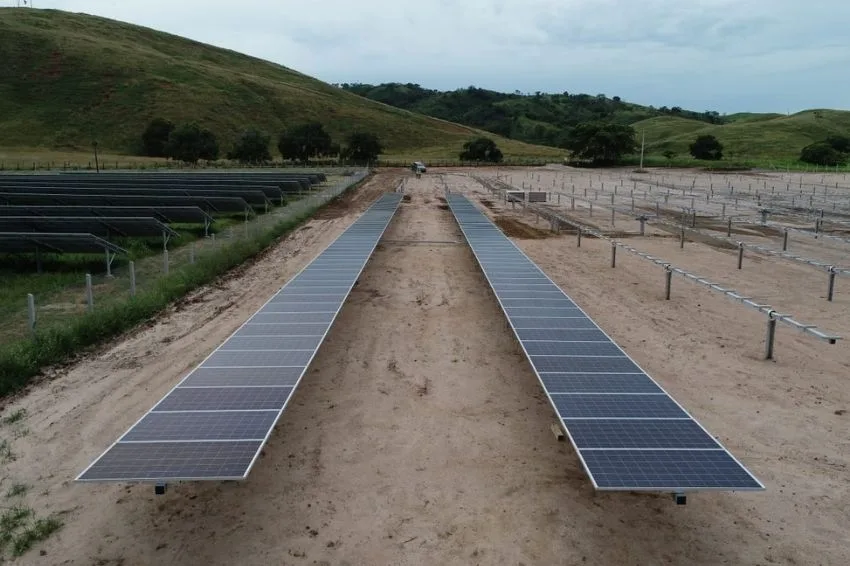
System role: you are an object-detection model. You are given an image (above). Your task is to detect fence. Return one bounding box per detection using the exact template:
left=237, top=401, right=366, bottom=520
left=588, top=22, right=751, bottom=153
left=472, top=175, right=842, bottom=360
left=1, top=171, right=368, bottom=347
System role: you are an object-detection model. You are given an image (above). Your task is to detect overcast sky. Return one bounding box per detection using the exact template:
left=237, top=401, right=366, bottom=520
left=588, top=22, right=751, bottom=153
left=14, top=0, right=850, bottom=114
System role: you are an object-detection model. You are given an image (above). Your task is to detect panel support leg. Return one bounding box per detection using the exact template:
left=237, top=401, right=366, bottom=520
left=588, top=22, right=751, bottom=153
left=154, top=483, right=167, bottom=496
left=674, top=493, right=687, bottom=505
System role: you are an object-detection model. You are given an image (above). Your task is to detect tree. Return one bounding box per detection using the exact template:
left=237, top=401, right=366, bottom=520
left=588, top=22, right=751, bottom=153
left=459, top=137, right=503, bottom=162
left=165, top=123, right=219, bottom=164
left=800, top=142, right=845, bottom=166
left=689, top=135, right=723, bottom=160
left=198, top=129, right=219, bottom=161
left=825, top=135, right=850, bottom=153
left=277, top=122, right=333, bottom=162
left=562, top=122, right=637, bottom=165
left=343, top=132, right=382, bottom=163
left=228, top=129, right=272, bottom=163
left=141, top=118, right=174, bottom=157
left=662, top=150, right=677, bottom=165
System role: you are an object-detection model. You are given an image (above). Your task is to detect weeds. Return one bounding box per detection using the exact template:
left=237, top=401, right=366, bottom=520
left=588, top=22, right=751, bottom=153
left=5, top=484, right=28, bottom=499
left=0, top=179, right=366, bottom=397
left=1, top=409, right=26, bottom=425
left=0, top=439, right=13, bottom=463
left=0, top=505, right=63, bottom=558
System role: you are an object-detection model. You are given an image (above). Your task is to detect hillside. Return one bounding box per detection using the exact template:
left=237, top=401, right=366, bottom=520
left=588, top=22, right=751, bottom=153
left=633, top=110, right=850, bottom=161
left=0, top=9, right=560, bottom=160
left=341, top=83, right=723, bottom=148
left=344, top=84, right=850, bottom=163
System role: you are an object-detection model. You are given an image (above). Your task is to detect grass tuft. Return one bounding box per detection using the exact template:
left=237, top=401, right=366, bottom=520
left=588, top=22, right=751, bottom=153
left=1, top=410, right=26, bottom=426
left=5, top=484, right=29, bottom=499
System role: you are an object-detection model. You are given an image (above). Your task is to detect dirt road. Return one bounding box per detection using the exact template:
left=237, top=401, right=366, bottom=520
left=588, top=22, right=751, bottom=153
left=1, top=171, right=847, bottom=565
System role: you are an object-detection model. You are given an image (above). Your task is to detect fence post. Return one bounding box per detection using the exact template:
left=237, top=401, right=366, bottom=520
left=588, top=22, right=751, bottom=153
left=27, top=293, right=36, bottom=335
left=827, top=267, right=837, bottom=301
left=86, top=274, right=94, bottom=312
left=680, top=226, right=685, bottom=248
left=163, top=250, right=169, bottom=275
left=130, top=261, right=136, bottom=297
left=589, top=203, right=593, bottom=217
left=611, top=243, right=617, bottom=268
left=727, top=218, right=733, bottom=237
left=611, top=208, right=615, bottom=226
left=782, top=230, right=789, bottom=251
left=665, top=266, right=673, bottom=300
left=737, top=243, right=744, bottom=269
left=190, top=242, right=195, bottom=264
left=577, top=229, right=582, bottom=248
left=765, top=311, right=777, bottom=360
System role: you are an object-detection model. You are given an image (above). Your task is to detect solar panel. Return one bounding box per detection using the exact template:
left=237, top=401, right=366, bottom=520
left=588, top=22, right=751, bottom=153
left=0, top=217, right=178, bottom=238
left=0, top=186, right=270, bottom=207
left=446, top=193, right=763, bottom=493
left=0, top=205, right=212, bottom=224
left=77, top=192, right=402, bottom=483
left=0, top=232, right=127, bottom=254
left=0, top=193, right=250, bottom=213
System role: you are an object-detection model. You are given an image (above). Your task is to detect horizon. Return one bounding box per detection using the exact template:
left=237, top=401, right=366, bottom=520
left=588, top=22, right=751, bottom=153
left=3, top=2, right=850, bottom=115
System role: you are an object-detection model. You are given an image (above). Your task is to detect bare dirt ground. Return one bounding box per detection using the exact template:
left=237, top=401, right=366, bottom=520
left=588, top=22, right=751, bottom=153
left=1, top=169, right=848, bottom=565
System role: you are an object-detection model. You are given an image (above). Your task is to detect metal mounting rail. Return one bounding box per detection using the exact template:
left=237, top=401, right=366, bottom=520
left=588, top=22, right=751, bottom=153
left=472, top=179, right=842, bottom=349
left=491, top=178, right=850, bottom=280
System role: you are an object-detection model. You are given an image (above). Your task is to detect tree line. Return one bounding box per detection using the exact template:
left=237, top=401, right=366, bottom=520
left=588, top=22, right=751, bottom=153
left=338, top=83, right=725, bottom=148
left=140, top=119, right=383, bottom=164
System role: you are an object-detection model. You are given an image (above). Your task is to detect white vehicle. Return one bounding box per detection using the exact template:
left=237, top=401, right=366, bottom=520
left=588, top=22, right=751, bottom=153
left=411, top=161, right=426, bottom=173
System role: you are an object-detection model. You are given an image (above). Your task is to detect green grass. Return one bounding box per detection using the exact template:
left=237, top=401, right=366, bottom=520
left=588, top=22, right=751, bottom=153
left=0, top=505, right=62, bottom=558
left=5, top=484, right=29, bottom=499
left=0, top=8, right=560, bottom=161
left=0, top=177, right=363, bottom=396
left=1, top=410, right=26, bottom=426
left=633, top=110, right=850, bottom=163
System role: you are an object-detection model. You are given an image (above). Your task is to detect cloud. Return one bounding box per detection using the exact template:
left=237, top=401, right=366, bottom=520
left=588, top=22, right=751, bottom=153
left=23, top=0, right=850, bottom=113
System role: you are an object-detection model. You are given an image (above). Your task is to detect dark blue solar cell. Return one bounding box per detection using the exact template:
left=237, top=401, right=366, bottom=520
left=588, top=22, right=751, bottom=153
left=580, top=449, right=763, bottom=490
left=511, top=317, right=598, bottom=329
left=539, top=372, right=662, bottom=394
left=122, top=411, right=278, bottom=442
left=516, top=328, right=607, bottom=341
left=521, top=341, right=623, bottom=356
left=77, top=441, right=262, bottom=481
left=552, top=394, right=686, bottom=419
left=154, top=386, right=294, bottom=411
left=566, top=419, right=721, bottom=449
left=530, top=355, right=640, bottom=373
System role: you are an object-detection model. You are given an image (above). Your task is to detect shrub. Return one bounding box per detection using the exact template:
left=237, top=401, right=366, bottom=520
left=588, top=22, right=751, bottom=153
left=689, top=135, right=723, bottom=160
left=459, top=137, right=503, bottom=162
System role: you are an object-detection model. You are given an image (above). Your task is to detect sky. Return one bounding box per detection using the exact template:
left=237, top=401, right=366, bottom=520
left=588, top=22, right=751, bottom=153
left=9, top=0, right=850, bottom=114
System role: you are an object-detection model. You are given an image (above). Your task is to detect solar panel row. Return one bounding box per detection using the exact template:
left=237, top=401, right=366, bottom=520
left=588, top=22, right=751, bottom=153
left=446, top=193, right=763, bottom=492
left=76, top=192, right=403, bottom=483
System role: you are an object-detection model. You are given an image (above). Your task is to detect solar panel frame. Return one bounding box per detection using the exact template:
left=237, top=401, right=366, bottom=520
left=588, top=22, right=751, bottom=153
left=446, top=193, right=763, bottom=493
left=77, top=192, right=402, bottom=483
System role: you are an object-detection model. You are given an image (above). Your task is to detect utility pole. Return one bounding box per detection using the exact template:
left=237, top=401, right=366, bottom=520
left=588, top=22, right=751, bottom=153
left=639, top=131, right=645, bottom=171
left=93, top=140, right=100, bottom=173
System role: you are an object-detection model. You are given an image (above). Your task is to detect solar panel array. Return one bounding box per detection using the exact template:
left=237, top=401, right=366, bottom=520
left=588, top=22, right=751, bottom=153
left=446, top=193, right=763, bottom=492
left=77, top=192, right=403, bottom=482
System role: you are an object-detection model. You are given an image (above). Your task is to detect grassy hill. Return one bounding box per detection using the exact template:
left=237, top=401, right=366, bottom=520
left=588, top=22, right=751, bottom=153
left=633, top=110, right=850, bottom=161
left=344, top=84, right=850, bottom=165
left=0, top=8, right=560, bottom=161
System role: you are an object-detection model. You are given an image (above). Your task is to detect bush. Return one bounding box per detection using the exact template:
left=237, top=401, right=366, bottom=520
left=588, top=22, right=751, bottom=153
left=278, top=123, right=333, bottom=162
left=141, top=118, right=174, bottom=157
left=562, top=122, right=636, bottom=165
left=343, top=132, right=382, bottom=164
left=227, top=129, right=272, bottom=163
left=165, top=123, right=219, bottom=164
left=459, top=137, right=503, bottom=162
left=800, top=142, right=845, bottom=166
left=689, top=135, right=723, bottom=160
left=825, top=135, right=850, bottom=153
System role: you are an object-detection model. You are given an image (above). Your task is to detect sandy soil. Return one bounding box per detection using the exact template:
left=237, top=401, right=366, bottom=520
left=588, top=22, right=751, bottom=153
left=1, top=169, right=848, bottom=565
